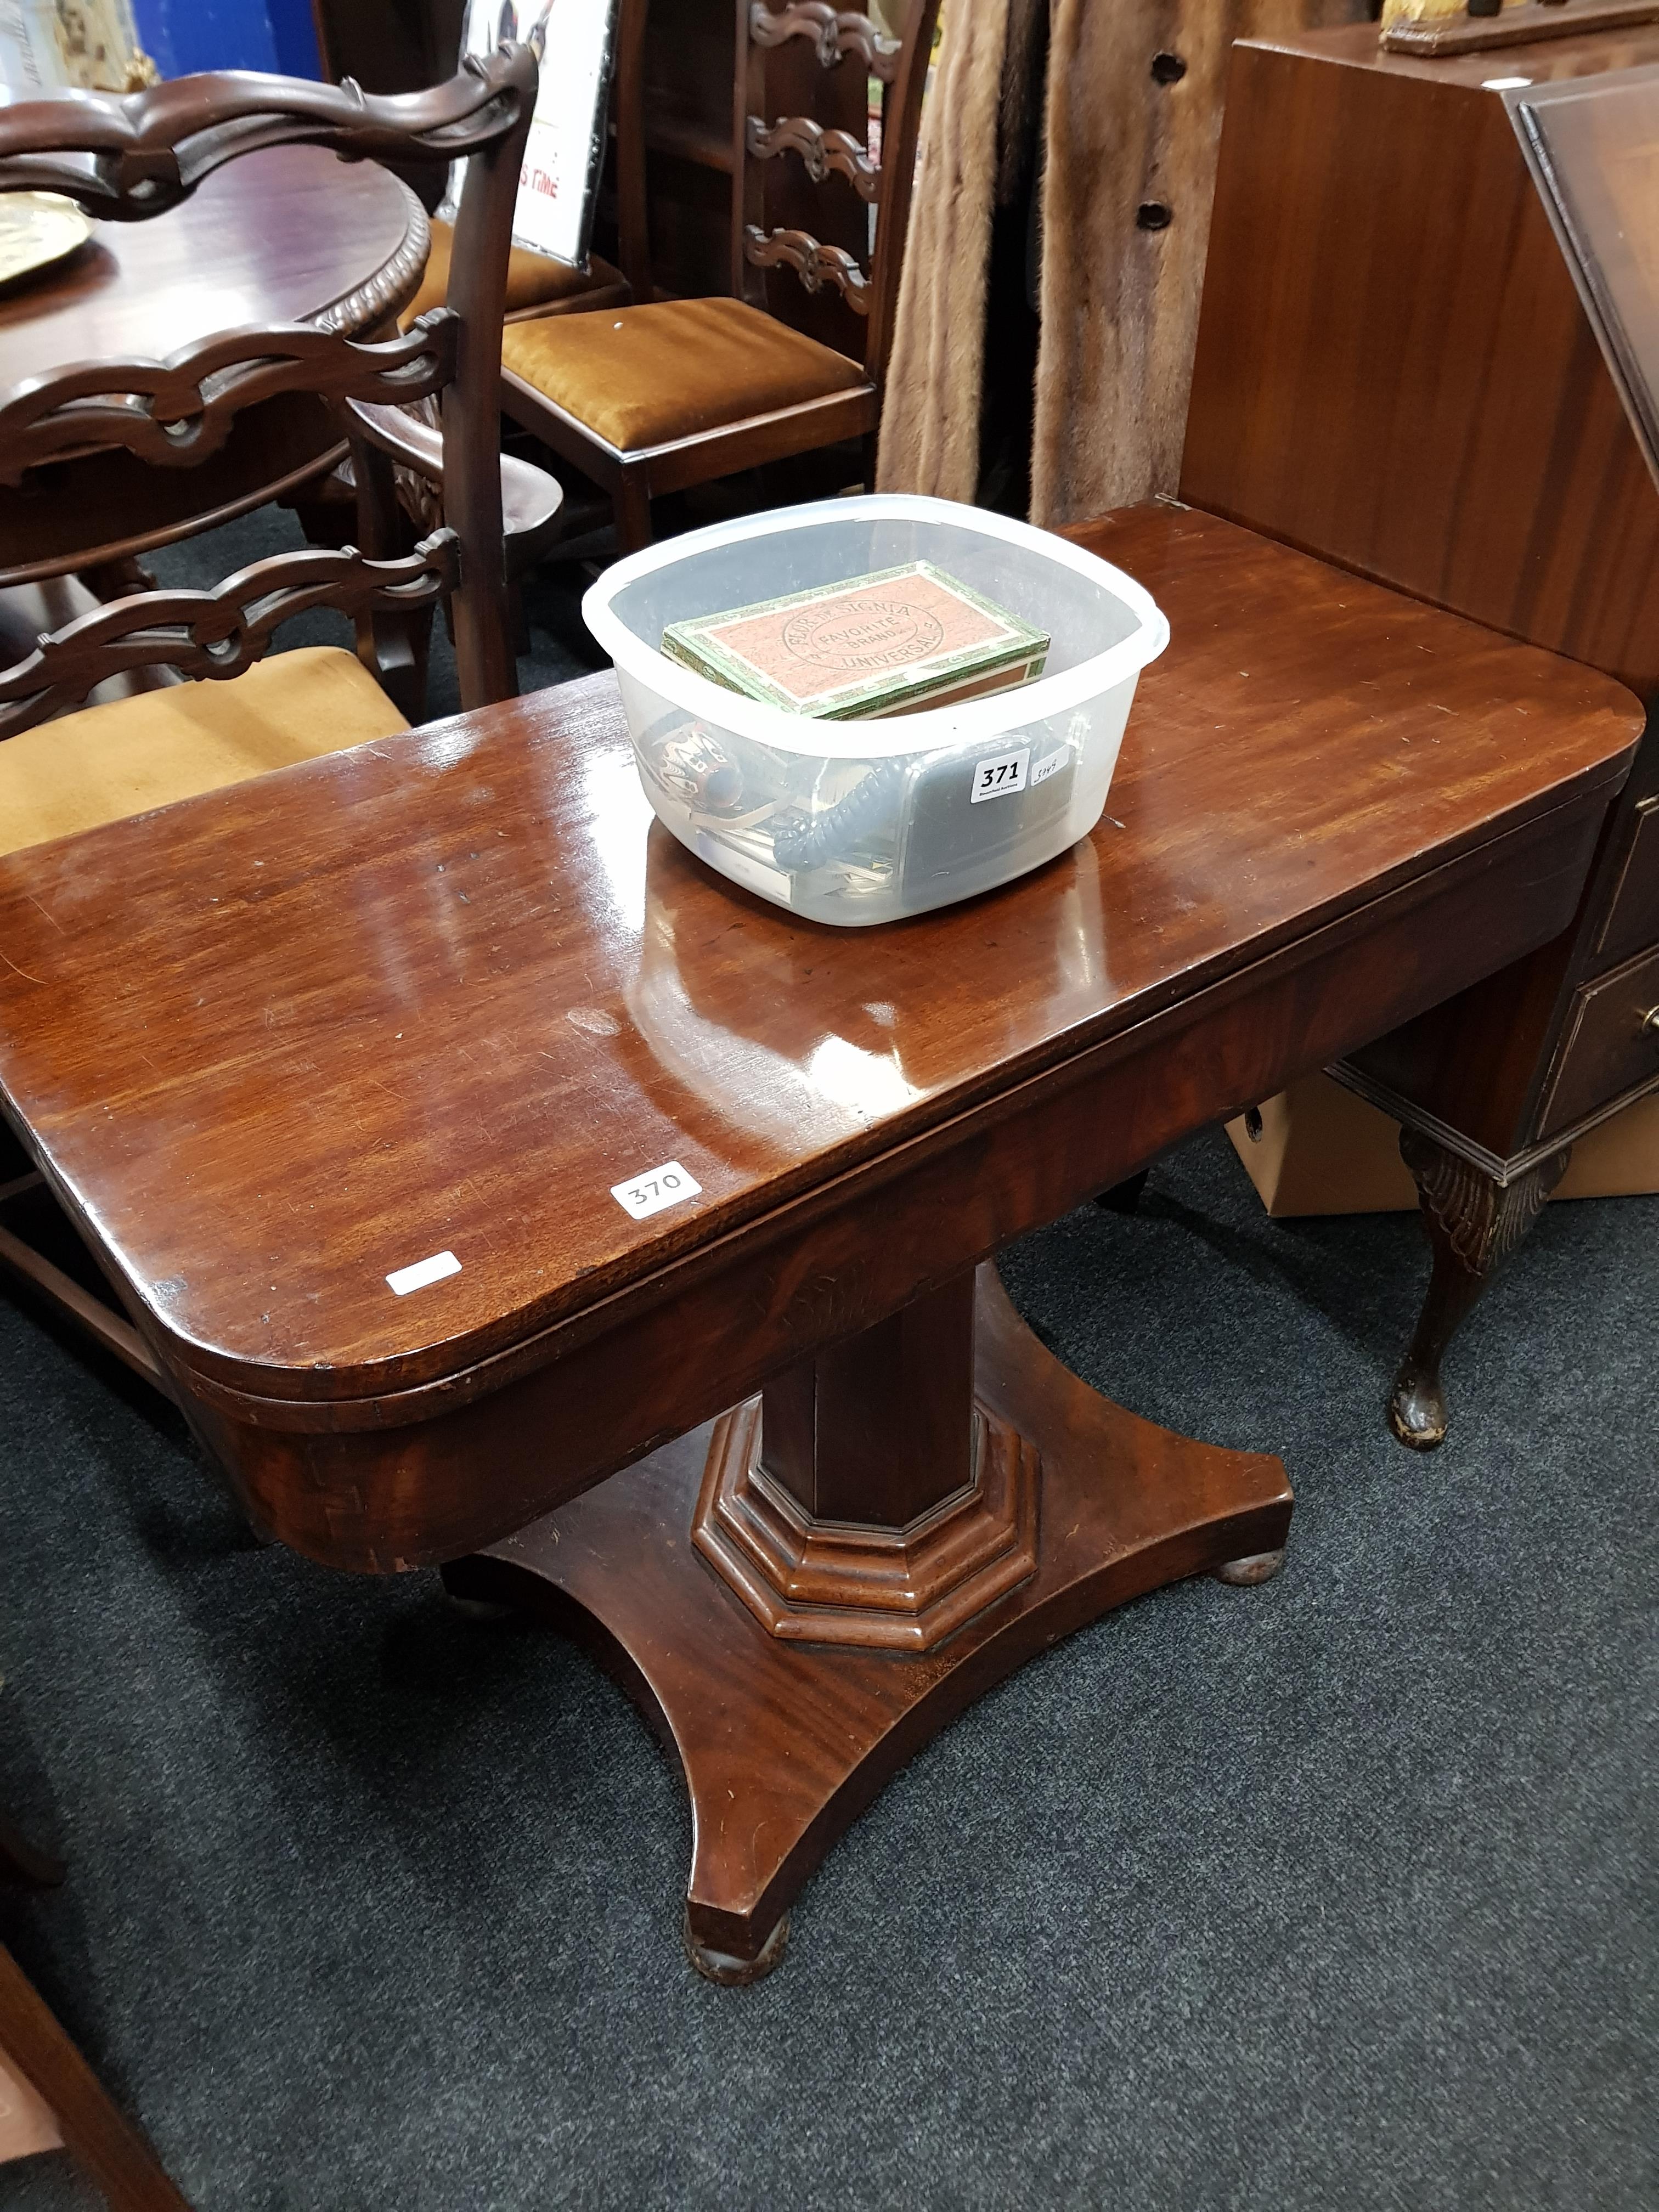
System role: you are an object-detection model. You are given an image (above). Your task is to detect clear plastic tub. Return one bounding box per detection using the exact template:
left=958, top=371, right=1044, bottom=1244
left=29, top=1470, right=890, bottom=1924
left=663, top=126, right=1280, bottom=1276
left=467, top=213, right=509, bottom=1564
left=581, top=494, right=1169, bottom=927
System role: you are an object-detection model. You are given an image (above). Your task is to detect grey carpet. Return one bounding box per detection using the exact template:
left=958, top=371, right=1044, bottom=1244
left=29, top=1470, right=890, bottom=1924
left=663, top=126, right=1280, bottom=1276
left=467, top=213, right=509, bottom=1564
left=0, top=1131, right=1651, bottom=2211
left=0, top=511, right=1651, bottom=2207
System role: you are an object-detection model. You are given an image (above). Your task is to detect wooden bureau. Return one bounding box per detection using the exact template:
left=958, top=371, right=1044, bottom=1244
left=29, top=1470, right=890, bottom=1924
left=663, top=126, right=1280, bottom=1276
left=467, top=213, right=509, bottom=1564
left=1182, top=16, right=1659, bottom=1446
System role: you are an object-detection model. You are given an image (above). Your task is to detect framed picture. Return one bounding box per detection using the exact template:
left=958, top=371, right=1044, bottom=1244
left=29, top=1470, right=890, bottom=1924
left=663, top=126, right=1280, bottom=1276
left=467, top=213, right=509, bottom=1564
left=439, top=0, right=620, bottom=271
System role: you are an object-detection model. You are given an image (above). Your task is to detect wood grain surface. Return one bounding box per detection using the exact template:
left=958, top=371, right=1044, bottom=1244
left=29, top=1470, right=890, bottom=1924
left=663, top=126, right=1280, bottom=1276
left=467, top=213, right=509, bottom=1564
left=0, top=146, right=424, bottom=380
left=1182, top=21, right=1659, bottom=698
left=0, top=504, right=1637, bottom=1564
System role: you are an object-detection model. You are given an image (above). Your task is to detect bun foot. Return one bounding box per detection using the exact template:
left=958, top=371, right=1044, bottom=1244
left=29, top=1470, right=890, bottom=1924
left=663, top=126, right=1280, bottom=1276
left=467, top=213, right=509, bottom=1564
left=682, top=1907, right=789, bottom=1987
left=1388, top=1361, right=1448, bottom=1451
left=1212, top=1548, right=1284, bottom=1587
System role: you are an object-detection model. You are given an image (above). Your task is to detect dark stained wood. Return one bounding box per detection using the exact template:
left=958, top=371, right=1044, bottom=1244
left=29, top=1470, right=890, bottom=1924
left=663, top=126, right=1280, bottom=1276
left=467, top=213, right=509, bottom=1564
left=1390, top=1130, right=1572, bottom=1449
left=447, top=1269, right=1293, bottom=1972
left=1536, top=942, right=1659, bottom=1134
left=0, top=51, right=538, bottom=715
left=1182, top=22, right=1659, bottom=696
left=0, top=538, right=458, bottom=737
left=0, top=505, right=1636, bottom=1572
left=0, top=148, right=428, bottom=590
left=0, top=1944, right=191, bottom=2210
left=1181, top=18, right=1659, bottom=1442
left=1597, top=796, right=1659, bottom=966
left=760, top=1271, right=975, bottom=1525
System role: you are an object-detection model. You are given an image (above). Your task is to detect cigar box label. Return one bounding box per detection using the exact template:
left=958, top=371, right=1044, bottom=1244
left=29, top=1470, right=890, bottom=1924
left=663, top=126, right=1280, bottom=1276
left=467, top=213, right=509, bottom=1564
left=662, top=563, right=1049, bottom=719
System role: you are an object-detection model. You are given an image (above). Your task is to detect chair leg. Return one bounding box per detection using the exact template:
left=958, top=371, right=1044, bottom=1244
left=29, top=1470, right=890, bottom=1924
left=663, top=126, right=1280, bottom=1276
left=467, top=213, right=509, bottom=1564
left=0, top=1945, right=192, bottom=2210
left=1390, top=1128, right=1571, bottom=1452
left=613, top=474, right=653, bottom=555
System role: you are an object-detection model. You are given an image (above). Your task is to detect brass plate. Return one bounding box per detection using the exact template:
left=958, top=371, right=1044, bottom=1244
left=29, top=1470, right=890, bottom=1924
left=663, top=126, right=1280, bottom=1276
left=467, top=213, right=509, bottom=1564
left=0, top=192, right=93, bottom=289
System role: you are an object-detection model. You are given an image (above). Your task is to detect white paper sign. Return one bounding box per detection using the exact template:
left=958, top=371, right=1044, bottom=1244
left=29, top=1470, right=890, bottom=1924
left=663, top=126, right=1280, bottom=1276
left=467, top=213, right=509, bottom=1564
left=1030, top=747, right=1068, bottom=788
left=969, top=747, right=1030, bottom=804
left=442, top=0, right=620, bottom=270
left=611, top=1160, right=702, bottom=1221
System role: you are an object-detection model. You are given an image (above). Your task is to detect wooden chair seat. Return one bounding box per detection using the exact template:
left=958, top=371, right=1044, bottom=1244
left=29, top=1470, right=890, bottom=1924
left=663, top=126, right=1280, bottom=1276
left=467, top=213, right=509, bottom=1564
left=0, top=648, right=405, bottom=855
left=501, top=294, right=867, bottom=455
left=400, top=217, right=627, bottom=330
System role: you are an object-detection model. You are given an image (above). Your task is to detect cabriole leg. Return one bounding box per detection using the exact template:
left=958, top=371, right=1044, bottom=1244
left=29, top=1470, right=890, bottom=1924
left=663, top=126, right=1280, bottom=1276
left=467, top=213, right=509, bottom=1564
left=1390, top=1128, right=1571, bottom=1451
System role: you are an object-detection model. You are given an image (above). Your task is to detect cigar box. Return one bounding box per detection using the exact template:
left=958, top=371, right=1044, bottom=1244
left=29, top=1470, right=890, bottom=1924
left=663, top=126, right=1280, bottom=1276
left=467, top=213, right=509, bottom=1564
left=660, top=563, right=1049, bottom=720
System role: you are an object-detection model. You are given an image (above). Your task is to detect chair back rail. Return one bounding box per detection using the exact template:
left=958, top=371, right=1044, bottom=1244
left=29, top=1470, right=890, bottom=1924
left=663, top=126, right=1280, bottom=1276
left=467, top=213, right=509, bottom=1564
left=0, top=539, right=457, bottom=738
left=0, top=48, right=538, bottom=723
left=731, top=0, right=939, bottom=391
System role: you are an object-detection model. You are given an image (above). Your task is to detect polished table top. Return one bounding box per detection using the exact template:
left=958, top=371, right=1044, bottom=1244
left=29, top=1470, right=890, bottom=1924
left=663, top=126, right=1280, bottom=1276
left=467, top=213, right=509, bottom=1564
left=0, top=503, right=1637, bottom=1417
left=0, top=144, right=426, bottom=377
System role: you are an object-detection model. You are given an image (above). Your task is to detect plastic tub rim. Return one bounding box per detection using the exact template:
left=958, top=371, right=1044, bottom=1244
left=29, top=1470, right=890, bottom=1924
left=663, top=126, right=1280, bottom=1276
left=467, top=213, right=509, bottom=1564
left=581, top=493, right=1170, bottom=761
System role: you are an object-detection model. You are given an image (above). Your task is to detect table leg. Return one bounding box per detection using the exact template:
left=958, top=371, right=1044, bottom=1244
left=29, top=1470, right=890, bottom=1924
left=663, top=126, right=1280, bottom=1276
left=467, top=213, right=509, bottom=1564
left=1390, top=1130, right=1572, bottom=1450
left=445, top=1266, right=1292, bottom=1983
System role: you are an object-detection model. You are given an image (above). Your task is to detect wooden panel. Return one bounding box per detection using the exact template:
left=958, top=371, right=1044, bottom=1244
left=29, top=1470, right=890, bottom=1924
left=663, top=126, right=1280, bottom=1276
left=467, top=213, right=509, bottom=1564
left=1538, top=943, right=1659, bottom=1133
left=0, top=507, right=1635, bottom=1447
left=1181, top=29, right=1659, bottom=696
left=1596, top=795, right=1659, bottom=966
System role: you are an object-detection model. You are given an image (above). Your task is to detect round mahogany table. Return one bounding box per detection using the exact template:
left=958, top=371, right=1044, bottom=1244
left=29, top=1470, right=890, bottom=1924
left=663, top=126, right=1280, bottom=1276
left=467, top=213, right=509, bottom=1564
left=0, top=144, right=430, bottom=588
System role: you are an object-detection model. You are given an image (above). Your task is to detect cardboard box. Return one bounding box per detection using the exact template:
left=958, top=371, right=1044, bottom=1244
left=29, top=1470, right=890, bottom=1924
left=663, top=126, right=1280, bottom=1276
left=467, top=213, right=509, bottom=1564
left=1226, top=1074, right=1659, bottom=1216
left=0, top=2048, right=59, bottom=2165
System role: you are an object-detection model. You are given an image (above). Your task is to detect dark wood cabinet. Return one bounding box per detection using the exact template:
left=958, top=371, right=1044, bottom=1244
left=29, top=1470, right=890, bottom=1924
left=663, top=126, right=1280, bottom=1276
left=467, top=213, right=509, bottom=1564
left=1182, top=18, right=1659, bottom=1446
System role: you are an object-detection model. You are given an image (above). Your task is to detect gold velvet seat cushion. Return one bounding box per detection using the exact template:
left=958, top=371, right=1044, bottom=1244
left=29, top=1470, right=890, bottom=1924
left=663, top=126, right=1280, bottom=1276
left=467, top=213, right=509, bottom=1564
left=0, top=647, right=409, bottom=856
left=500, top=296, right=868, bottom=453
left=400, top=218, right=623, bottom=330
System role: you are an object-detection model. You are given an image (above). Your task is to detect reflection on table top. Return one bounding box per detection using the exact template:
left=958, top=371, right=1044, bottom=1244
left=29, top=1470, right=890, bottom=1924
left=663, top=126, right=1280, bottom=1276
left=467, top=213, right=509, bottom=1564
left=0, top=144, right=425, bottom=382
left=0, top=506, right=1638, bottom=1399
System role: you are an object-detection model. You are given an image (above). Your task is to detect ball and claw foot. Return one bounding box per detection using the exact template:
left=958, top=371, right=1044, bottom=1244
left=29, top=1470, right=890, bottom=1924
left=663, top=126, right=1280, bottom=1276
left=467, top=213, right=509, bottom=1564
left=682, top=1906, right=790, bottom=1987
left=1212, top=1548, right=1284, bottom=1587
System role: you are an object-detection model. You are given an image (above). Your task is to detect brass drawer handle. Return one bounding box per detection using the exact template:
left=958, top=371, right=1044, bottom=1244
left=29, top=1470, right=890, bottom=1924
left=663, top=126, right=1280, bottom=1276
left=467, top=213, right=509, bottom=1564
left=1645, top=1006, right=1659, bottom=1041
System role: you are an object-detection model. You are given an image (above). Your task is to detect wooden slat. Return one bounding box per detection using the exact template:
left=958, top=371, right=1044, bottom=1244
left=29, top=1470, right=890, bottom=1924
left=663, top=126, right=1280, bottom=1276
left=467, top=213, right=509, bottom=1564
left=0, top=1222, right=171, bottom=1395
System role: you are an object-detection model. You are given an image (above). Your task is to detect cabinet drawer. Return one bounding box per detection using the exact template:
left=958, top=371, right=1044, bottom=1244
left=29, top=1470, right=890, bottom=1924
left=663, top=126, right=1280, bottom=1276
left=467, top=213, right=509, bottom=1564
left=1539, top=944, right=1659, bottom=1138
left=1595, top=795, right=1659, bottom=969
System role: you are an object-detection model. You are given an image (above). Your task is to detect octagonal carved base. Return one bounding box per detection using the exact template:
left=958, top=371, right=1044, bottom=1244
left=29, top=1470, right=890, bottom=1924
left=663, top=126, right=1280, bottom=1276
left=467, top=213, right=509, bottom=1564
left=693, top=1395, right=1040, bottom=1651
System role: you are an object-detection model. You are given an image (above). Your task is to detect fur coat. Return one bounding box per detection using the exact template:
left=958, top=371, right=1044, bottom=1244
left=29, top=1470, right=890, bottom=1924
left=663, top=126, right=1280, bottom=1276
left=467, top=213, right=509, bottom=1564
left=880, top=0, right=1372, bottom=522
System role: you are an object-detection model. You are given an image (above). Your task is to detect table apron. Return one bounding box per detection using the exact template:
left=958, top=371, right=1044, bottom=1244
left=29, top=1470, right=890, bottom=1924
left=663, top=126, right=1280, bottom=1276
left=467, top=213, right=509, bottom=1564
left=178, top=782, right=1610, bottom=1571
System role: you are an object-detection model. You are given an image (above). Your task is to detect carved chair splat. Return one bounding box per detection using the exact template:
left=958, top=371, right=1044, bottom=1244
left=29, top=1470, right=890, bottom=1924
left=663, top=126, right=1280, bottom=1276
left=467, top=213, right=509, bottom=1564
left=496, top=0, right=938, bottom=552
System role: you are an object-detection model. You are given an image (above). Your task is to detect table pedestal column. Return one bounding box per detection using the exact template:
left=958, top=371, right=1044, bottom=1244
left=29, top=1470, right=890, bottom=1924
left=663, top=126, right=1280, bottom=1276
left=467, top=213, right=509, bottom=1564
left=446, top=1267, right=1292, bottom=1984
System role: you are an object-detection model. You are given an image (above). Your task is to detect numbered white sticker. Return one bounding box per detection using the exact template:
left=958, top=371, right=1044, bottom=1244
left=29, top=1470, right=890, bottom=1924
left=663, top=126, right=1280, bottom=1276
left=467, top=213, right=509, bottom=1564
left=611, top=1160, right=702, bottom=1221
left=1030, top=747, right=1068, bottom=788
left=969, top=747, right=1030, bottom=804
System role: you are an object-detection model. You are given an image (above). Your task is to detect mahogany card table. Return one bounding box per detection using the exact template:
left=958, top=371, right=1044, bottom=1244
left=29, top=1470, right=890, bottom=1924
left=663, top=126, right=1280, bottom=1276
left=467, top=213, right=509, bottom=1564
left=0, top=506, right=1638, bottom=1981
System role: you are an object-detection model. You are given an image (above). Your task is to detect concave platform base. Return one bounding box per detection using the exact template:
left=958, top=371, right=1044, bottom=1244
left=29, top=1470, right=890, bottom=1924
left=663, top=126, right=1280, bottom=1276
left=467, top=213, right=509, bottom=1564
left=447, top=1272, right=1292, bottom=1980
